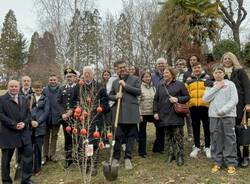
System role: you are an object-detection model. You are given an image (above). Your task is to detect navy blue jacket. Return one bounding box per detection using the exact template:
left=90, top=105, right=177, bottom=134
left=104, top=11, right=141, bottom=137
left=31, top=94, right=50, bottom=136
left=43, top=86, right=61, bottom=125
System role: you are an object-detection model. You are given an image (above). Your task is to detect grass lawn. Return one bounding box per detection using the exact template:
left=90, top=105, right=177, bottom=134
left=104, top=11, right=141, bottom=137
left=1, top=69, right=250, bottom=184
left=7, top=124, right=248, bottom=184
left=0, top=90, right=6, bottom=96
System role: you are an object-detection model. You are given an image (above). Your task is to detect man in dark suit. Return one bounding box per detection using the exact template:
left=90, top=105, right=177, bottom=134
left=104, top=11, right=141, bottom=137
left=58, top=68, right=79, bottom=168
left=0, top=80, right=35, bottom=184
left=109, top=60, right=141, bottom=170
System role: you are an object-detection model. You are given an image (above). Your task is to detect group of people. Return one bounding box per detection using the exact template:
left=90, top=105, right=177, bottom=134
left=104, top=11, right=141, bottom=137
left=0, top=51, right=250, bottom=184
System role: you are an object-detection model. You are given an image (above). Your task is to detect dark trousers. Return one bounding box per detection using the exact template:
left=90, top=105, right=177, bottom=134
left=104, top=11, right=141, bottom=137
left=185, top=115, right=193, bottom=136
left=152, top=121, right=165, bottom=153
left=164, top=125, right=184, bottom=156
left=1, top=144, right=33, bottom=184
left=62, top=123, right=73, bottom=159
left=113, top=124, right=138, bottom=160
left=43, top=124, right=60, bottom=160
left=138, top=115, right=157, bottom=155
left=33, top=135, right=44, bottom=173
left=236, top=118, right=249, bottom=158
left=190, top=106, right=210, bottom=148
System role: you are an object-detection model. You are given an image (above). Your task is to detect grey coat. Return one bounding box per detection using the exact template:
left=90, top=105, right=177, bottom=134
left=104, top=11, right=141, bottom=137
left=109, top=75, right=141, bottom=124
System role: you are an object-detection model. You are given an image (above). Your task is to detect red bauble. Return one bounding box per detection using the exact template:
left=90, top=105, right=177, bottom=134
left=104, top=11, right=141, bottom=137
left=107, top=133, right=113, bottom=140
left=73, top=128, right=78, bottom=135
left=93, top=131, right=101, bottom=139
left=96, top=106, right=103, bottom=113
left=65, top=126, right=71, bottom=134
left=75, top=107, right=82, bottom=114
left=80, top=128, right=87, bottom=136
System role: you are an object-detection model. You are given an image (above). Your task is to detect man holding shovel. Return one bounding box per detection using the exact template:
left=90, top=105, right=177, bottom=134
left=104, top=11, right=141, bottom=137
left=109, top=60, right=141, bottom=170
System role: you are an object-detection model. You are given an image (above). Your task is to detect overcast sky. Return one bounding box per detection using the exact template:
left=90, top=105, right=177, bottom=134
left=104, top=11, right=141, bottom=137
left=0, top=0, right=123, bottom=41
left=1, top=0, right=250, bottom=44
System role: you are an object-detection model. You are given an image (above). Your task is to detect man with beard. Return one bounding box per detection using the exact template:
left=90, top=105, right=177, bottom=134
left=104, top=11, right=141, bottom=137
left=110, top=60, right=141, bottom=170
left=42, top=74, right=61, bottom=165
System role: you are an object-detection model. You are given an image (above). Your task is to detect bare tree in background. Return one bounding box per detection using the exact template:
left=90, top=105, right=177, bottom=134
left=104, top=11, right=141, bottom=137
left=102, top=12, right=117, bottom=69
left=33, top=0, right=95, bottom=72
left=216, top=0, right=247, bottom=46
left=121, top=0, right=159, bottom=70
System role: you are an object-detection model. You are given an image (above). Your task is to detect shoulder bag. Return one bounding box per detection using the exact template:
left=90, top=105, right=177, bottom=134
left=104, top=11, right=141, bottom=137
left=164, top=84, right=189, bottom=117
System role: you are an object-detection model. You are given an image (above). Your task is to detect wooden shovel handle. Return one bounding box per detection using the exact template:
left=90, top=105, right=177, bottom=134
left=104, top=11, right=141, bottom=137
left=114, top=85, right=122, bottom=128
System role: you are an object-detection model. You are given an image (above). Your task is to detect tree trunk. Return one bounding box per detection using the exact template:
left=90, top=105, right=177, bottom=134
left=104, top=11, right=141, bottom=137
left=232, top=26, right=240, bottom=47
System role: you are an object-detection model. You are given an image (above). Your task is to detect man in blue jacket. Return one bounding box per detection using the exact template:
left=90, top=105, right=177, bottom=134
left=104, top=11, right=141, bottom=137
left=42, top=74, right=61, bottom=164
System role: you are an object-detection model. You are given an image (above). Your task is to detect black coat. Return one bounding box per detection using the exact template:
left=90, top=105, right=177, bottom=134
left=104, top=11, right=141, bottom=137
left=43, top=86, right=61, bottom=125
left=58, top=84, right=79, bottom=115
left=80, top=81, right=110, bottom=133
left=227, top=68, right=250, bottom=120
left=0, top=93, right=32, bottom=149
left=153, top=80, right=190, bottom=127
left=31, top=95, right=50, bottom=136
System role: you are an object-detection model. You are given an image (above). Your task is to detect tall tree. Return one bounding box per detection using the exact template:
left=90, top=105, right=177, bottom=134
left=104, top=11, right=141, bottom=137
left=34, top=0, right=96, bottom=75
left=66, top=9, right=81, bottom=69
left=79, top=9, right=102, bottom=68
left=114, top=13, right=133, bottom=65
left=0, top=9, right=27, bottom=80
left=23, top=31, right=60, bottom=84
left=151, top=0, right=220, bottom=61
left=216, top=0, right=247, bottom=46
left=102, top=12, right=116, bottom=69
left=121, top=0, right=159, bottom=69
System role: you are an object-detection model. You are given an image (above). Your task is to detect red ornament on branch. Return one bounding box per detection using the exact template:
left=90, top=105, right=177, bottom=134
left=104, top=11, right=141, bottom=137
left=93, top=131, right=101, bottom=139
left=107, top=133, right=113, bottom=140
left=73, top=128, right=78, bottom=136
left=96, top=106, right=103, bottom=113
left=66, top=126, right=71, bottom=134
left=80, top=128, right=87, bottom=136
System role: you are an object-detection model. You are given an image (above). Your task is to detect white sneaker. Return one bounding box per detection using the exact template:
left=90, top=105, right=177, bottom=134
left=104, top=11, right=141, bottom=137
left=204, top=147, right=211, bottom=158
left=124, top=158, right=133, bottom=170
left=112, top=158, right=119, bottom=166
left=122, top=144, right=126, bottom=151
left=190, top=147, right=200, bottom=158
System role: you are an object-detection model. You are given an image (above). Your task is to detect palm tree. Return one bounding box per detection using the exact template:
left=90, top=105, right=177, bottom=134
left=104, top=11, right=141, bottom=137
left=151, top=0, right=220, bottom=59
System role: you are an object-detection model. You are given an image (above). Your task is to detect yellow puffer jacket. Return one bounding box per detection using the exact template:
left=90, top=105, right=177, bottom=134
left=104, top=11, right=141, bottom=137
left=186, top=73, right=211, bottom=107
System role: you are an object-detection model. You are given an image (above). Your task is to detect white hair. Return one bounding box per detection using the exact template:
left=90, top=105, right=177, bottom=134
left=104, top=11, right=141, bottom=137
left=156, top=57, right=167, bottom=64
left=83, top=66, right=94, bottom=75
left=21, top=75, right=31, bottom=82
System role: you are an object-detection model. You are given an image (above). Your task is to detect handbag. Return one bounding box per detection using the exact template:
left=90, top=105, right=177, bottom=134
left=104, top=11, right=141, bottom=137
left=235, top=109, right=250, bottom=146
left=163, top=85, right=189, bottom=117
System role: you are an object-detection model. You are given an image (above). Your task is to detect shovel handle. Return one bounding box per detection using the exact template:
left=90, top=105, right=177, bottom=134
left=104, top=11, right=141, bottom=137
left=114, top=85, right=122, bottom=128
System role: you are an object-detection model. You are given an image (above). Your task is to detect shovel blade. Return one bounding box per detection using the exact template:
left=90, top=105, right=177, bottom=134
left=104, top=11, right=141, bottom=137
left=102, top=161, right=119, bottom=181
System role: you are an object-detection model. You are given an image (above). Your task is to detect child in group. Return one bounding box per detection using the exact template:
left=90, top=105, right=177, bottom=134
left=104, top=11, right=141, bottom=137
left=203, top=64, right=238, bottom=175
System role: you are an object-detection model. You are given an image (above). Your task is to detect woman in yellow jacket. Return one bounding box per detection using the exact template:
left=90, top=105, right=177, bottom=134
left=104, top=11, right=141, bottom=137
left=186, top=62, right=212, bottom=158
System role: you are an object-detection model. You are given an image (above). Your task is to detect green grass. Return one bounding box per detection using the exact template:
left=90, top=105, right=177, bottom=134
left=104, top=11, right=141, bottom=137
left=17, top=124, right=250, bottom=184
left=2, top=69, right=250, bottom=184
left=0, top=90, right=6, bottom=95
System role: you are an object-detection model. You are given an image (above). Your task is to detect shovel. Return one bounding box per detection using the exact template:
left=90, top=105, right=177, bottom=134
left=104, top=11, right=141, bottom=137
left=103, top=85, right=122, bottom=181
